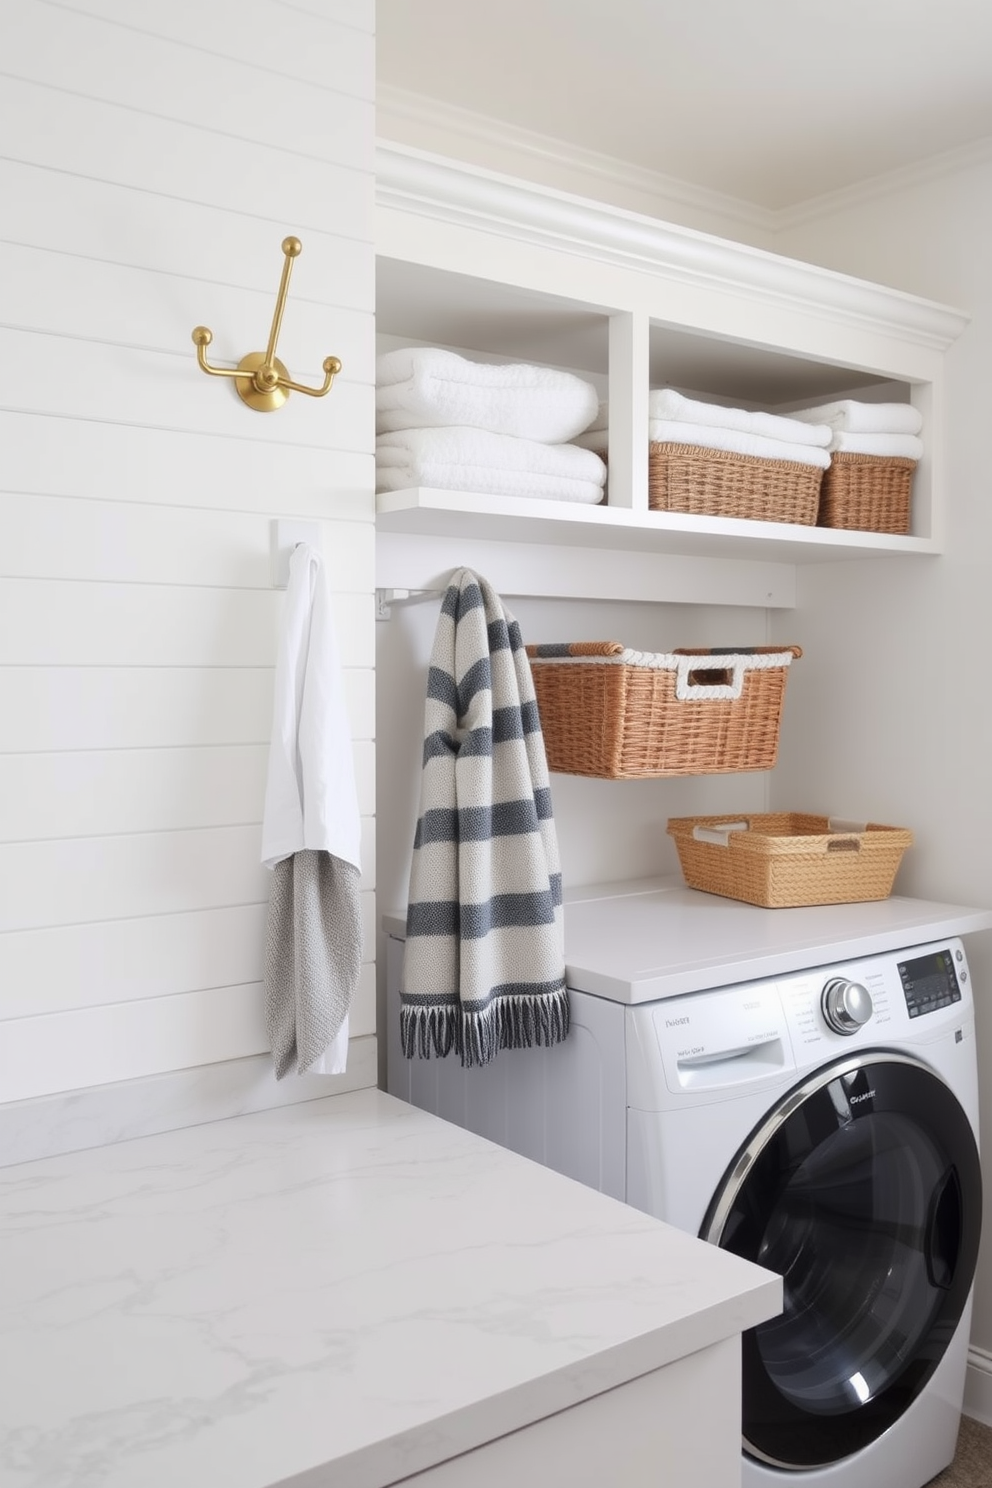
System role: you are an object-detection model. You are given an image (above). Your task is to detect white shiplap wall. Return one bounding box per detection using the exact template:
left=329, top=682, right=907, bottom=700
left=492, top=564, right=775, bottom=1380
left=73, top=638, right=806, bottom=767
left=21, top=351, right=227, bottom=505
left=0, top=0, right=376, bottom=1105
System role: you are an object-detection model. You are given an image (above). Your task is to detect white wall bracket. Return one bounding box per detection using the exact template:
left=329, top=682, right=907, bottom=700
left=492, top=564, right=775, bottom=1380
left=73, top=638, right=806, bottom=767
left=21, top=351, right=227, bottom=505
left=271, top=519, right=321, bottom=587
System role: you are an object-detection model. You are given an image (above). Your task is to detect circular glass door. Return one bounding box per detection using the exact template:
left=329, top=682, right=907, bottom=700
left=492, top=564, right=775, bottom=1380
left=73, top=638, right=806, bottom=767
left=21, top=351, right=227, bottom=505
left=702, top=1053, right=981, bottom=1470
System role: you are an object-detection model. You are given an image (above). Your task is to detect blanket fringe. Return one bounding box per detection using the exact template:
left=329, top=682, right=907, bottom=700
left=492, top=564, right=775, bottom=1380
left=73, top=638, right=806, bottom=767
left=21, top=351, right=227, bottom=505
left=401, top=987, right=570, bottom=1068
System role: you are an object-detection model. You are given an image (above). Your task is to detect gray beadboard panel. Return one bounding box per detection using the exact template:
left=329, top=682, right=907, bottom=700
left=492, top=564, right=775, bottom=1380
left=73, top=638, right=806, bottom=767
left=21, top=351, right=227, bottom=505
left=0, top=667, right=375, bottom=750
left=0, top=76, right=373, bottom=239
left=0, top=1037, right=378, bottom=1169
left=0, top=159, right=374, bottom=312
left=46, top=0, right=376, bottom=89
left=8, top=5, right=374, bottom=169
left=0, top=496, right=374, bottom=591
left=0, top=581, right=373, bottom=668
left=0, top=412, right=374, bottom=518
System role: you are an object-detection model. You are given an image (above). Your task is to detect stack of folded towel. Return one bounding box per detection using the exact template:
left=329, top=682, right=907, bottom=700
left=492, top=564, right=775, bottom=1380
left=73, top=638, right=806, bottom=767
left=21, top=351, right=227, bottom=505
left=375, top=347, right=606, bottom=504
left=575, top=388, right=833, bottom=469
left=785, top=399, right=924, bottom=461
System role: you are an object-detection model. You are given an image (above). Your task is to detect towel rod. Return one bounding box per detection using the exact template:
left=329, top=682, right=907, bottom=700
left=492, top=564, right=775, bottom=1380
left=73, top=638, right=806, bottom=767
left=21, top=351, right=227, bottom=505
left=375, top=586, right=445, bottom=621
left=192, top=236, right=342, bottom=412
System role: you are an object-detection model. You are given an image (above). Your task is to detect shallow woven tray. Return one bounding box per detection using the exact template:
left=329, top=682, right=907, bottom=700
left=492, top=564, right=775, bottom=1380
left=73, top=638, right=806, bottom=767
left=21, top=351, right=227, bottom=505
left=648, top=442, right=823, bottom=525
left=527, top=642, right=801, bottom=779
left=667, top=812, right=913, bottom=908
left=817, top=452, right=916, bottom=534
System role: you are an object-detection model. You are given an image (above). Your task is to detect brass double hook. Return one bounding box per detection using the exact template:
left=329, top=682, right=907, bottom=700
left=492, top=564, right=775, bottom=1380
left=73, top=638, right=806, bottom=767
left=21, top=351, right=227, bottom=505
left=192, top=236, right=341, bottom=412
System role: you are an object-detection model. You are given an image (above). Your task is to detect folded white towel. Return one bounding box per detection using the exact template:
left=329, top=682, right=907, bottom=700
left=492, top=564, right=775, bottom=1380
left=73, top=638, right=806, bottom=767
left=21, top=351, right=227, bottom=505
left=582, top=393, right=831, bottom=449
left=574, top=419, right=831, bottom=469
left=829, top=430, right=923, bottom=460
left=787, top=399, right=923, bottom=436
left=376, top=426, right=607, bottom=504
left=376, top=347, right=600, bottom=444
left=649, top=389, right=832, bottom=447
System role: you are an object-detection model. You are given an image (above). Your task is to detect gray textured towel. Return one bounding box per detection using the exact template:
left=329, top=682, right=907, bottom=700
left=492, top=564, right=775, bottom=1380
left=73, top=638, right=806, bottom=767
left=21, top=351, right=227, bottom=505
left=264, top=850, right=363, bottom=1080
left=401, top=567, right=568, bottom=1067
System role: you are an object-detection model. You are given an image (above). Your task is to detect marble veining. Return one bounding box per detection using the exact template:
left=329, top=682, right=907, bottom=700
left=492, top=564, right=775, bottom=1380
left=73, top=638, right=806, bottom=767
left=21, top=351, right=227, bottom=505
left=0, top=1088, right=780, bottom=1488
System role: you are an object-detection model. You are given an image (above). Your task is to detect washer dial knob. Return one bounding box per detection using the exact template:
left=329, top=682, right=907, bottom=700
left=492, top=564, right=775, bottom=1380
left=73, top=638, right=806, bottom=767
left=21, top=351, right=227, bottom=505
left=821, top=977, right=873, bottom=1035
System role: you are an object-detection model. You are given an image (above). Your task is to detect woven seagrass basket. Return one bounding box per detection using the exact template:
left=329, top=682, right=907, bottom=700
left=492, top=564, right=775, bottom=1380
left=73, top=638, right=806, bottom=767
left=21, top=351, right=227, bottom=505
left=526, top=642, right=801, bottom=779
left=648, top=443, right=823, bottom=525
left=667, top=813, right=913, bottom=908
left=817, top=452, right=916, bottom=534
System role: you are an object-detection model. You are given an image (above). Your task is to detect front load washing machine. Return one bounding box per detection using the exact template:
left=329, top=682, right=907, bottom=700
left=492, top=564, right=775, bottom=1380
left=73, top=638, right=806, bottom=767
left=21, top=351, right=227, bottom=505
left=385, top=882, right=988, bottom=1488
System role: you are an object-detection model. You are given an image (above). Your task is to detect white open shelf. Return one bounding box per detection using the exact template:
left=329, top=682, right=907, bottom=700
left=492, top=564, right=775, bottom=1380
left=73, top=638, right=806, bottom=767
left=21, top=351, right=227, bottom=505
left=374, top=145, right=968, bottom=610
left=376, top=486, right=939, bottom=562
left=375, top=487, right=939, bottom=608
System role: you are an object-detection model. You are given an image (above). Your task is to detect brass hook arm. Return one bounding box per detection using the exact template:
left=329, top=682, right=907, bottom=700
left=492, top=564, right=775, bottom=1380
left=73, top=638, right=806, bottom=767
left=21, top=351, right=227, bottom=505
left=278, top=356, right=342, bottom=398
left=191, top=327, right=243, bottom=378
left=262, top=236, right=300, bottom=373
left=191, top=236, right=341, bottom=411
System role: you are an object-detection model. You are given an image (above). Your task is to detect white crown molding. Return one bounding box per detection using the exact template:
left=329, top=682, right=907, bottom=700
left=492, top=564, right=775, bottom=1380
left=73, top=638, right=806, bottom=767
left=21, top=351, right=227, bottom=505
left=376, top=140, right=970, bottom=351
left=378, top=82, right=992, bottom=257
left=773, top=134, right=992, bottom=231
left=377, top=82, right=774, bottom=236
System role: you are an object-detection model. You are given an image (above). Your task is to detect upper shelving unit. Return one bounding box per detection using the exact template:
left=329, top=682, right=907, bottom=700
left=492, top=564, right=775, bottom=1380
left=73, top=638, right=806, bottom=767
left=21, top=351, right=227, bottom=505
left=374, top=142, right=970, bottom=606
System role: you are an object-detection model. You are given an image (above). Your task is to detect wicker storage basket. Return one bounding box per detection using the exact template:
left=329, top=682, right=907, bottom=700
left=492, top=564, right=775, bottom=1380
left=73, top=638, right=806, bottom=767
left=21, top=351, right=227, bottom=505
left=648, top=442, right=823, bottom=525
left=817, top=452, right=916, bottom=534
left=526, top=642, right=801, bottom=779
left=667, top=812, right=913, bottom=908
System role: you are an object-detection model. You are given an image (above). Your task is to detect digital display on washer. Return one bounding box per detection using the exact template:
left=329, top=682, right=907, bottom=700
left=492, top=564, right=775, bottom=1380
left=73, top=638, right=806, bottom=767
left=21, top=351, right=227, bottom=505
left=897, top=948, right=961, bottom=1017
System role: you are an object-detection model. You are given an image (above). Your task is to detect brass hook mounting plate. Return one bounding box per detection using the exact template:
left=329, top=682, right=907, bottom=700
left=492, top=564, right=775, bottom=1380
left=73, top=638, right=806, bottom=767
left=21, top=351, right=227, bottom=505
left=235, top=352, right=291, bottom=412
left=191, top=236, right=341, bottom=412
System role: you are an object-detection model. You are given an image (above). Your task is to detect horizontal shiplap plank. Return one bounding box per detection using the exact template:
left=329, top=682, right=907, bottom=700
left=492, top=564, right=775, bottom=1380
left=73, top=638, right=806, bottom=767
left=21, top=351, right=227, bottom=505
left=0, top=900, right=376, bottom=1018
left=1, top=496, right=374, bottom=590
left=0, top=76, right=373, bottom=239
left=9, top=5, right=374, bottom=168
left=0, top=581, right=374, bottom=668
left=0, top=412, right=374, bottom=517
left=2, top=242, right=374, bottom=385
left=0, top=965, right=375, bottom=1104
left=0, top=745, right=375, bottom=841
left=0, top=666, right=375, bottom=750
left=46, top=0, right=375, bottom=93
left=0, top=160, right=374, bottom=314
left=0, top=331, right=372, bottom=451
left=0, top=828, right=376, bottom=931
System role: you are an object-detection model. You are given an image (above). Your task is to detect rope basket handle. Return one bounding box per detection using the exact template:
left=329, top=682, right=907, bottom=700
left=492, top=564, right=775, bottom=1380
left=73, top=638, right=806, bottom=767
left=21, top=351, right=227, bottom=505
left=525, top=641, right=626, bottom=658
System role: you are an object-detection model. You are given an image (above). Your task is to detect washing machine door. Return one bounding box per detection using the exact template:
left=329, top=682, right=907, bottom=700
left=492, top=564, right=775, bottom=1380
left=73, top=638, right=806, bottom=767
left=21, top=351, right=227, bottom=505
left=701, top=1051, right=981, bottom=1471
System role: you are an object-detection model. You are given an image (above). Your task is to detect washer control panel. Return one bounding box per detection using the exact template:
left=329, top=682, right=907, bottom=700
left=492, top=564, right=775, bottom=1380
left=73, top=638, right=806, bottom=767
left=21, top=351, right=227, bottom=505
left=646, top=937, right=973, bottom=1095
left=898, top=945, right=964, bottom=1018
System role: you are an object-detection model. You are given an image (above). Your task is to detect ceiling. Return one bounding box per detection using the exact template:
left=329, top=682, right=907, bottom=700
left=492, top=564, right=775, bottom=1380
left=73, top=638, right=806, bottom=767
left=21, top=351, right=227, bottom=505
left=376, top=0, right=992, bottom=211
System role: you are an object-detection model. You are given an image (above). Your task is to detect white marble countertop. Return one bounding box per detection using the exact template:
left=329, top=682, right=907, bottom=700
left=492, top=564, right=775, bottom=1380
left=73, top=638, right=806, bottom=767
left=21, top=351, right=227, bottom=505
left=0, top=1088, right=780, bottom=1488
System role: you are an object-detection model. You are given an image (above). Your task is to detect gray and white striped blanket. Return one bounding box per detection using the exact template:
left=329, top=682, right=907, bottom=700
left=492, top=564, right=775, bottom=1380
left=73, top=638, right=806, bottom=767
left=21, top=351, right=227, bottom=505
left=401, top=568, right=568, bottom=1067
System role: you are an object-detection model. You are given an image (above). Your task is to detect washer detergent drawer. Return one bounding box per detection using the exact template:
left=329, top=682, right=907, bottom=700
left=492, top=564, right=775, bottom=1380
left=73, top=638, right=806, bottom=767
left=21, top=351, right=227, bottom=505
left=627, top=980, right=795, bottom=1111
